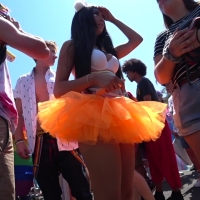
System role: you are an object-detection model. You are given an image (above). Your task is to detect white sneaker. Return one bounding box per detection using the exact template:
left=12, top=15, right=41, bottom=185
left=193, top=179, right=200, bottom=187
left=179, top=171, right=184, bottom=176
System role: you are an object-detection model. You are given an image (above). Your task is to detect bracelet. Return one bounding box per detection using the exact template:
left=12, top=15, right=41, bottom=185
left=15, top=139, right=24, bottom=146
left=15, top=141, right=24, bottom=146
left=196, top=28, right=200, bottom=44
left=86, top=74, right=90, bottom=85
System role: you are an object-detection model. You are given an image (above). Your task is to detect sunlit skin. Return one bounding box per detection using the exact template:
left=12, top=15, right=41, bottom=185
left=93, top=8, right=105, bottom=36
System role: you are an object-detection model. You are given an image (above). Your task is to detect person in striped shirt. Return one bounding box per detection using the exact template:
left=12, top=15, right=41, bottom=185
left=154, top=1, right=200, bottom=195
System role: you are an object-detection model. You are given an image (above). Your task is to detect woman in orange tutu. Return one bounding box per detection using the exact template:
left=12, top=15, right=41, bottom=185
left=38, top=1, right=166, bottom=199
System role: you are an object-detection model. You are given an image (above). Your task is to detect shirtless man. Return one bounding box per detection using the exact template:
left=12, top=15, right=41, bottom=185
left=14, top=41, right=92, bottom=200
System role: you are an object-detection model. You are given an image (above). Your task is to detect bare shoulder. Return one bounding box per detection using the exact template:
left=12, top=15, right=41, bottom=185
left=58, top=40, right=74, bottom=65
left=62, top=40, right=73, bottom=47
left=57, top=40, right=74, bottom=77
left=60, top=40, right=74, bottom=54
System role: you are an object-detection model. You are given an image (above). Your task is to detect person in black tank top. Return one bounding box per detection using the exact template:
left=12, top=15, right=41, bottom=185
left=123, top=58, right=184, bottom=200
left=154, top=0, right=200, bottom=195
left=0, top=3, right=49, bottom=200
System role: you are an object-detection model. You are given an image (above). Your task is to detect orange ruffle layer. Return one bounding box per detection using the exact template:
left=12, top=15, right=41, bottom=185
left=38, top=92, right=167, bottom=144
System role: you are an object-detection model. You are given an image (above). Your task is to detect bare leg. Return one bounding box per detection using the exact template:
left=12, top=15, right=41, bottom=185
left=184, top=131, right=200, bottom=164
left=79, top=142, right=121, bottom=200
left=132, top=185, right=141, bottom=200
left=120, top=144, right=135, bottom=200
left=133, top=170, right=155, bottom=200
left=185, top=148, right=200, bottom=170
left=135, top=144, right=148, bottom=179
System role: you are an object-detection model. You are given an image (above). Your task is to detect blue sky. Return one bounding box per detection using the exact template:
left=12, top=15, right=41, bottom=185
left=2, top=0, right=165, bottom=96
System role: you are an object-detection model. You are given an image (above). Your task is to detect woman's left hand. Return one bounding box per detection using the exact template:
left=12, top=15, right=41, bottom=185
left=98, top=6, right=115, bottom=22
left=187, top=27, right=200, bottom=49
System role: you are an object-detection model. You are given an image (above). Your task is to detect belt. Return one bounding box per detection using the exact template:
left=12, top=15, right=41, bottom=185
left=36, top=129, right=49, bottom=137
left=176, top=68, right=200, bottom=88
left=33, top=134, right=43, bottom=179
left=34, top=130, right=50, bottom=178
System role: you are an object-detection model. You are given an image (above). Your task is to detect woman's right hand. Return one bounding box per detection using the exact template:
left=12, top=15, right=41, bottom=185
left=168, top=28, right=196, bottom=58
left=98, top=6, right=115, bottom=23
left=91, top=72, right=125, bottom=93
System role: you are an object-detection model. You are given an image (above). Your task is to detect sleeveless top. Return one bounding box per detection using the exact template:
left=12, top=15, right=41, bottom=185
left=0, top=43, right=18, bottom=132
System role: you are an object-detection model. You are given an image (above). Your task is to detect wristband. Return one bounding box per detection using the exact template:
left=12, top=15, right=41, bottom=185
left=163, top=46, right=183, bottom=63
left=15, top=139, right=24, bottom=146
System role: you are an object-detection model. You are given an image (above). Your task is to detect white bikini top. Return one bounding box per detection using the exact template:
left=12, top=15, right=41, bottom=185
left=71, top=49, right=119, bottom=76
left=72, top=49, right=122, bottom=96
left=91, top=49, right=119, bottom=73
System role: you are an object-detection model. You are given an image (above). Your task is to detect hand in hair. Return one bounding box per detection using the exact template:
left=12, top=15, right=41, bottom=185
left=98, top=6, right=115, bottom=22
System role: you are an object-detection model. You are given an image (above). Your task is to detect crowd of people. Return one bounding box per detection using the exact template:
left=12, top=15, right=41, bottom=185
left=0, top=0, right=200, bottom=200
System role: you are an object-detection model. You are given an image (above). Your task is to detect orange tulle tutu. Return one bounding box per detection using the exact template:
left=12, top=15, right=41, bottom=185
left=37, top=91, right=167, bottom=144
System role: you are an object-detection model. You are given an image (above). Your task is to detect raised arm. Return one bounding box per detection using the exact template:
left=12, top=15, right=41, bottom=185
left=98, top=7, right=143, bottom=59
left=0, top=16, right=49, bottom=59
left=54, top=40, right=125, bottom=98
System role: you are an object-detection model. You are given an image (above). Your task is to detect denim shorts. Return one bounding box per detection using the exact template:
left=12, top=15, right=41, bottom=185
left=173, top=79, right=200, bottom=136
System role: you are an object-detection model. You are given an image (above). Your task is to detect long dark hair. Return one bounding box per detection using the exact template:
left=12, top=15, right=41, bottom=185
left=162, top=0, right=200, bottom=28
left=71, top=6, right=123, bottom=79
